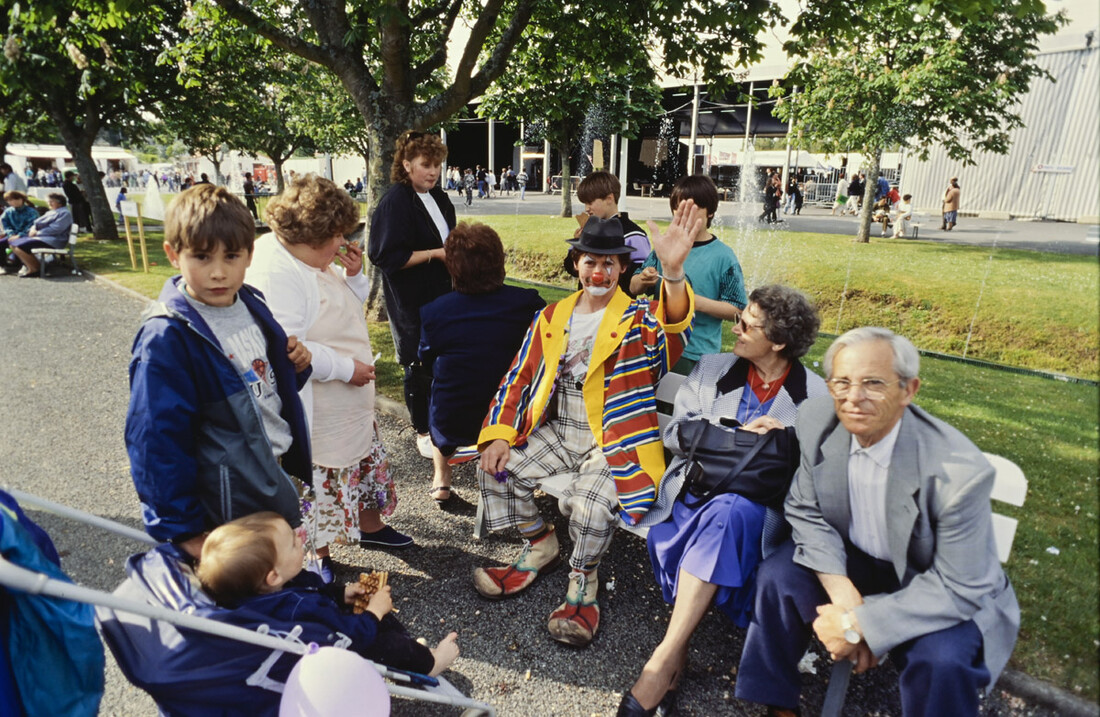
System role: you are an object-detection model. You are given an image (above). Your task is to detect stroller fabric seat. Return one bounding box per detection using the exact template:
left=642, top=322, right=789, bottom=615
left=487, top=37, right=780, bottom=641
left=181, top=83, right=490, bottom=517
left=96, top=545, right=353, bottom=717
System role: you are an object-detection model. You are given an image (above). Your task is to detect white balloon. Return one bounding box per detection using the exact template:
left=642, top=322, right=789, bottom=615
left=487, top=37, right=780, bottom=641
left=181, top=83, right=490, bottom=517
left=279, top=647, right=390, bottom=716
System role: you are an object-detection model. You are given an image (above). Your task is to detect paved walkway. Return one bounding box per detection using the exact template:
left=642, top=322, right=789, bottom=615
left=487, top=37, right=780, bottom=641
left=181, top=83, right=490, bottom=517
left=0, top=270, right=1081, bottom=716
left=450, top=191, right=1099, bottom=256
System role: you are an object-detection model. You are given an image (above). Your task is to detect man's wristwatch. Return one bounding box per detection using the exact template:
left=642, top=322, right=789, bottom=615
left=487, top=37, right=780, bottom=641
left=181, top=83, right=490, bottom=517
left=841, top=611, right=862, bottom=645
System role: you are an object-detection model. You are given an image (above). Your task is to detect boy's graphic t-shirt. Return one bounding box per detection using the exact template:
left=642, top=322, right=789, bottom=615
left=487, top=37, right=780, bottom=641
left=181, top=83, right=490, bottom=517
left=561, top=308, right=605, bottom=384
left=181, top=285, right=293, bottom=455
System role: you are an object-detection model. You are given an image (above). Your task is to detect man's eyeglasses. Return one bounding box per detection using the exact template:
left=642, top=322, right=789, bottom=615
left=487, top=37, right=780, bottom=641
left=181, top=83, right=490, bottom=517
left=826, top=377, right=905, bottom=400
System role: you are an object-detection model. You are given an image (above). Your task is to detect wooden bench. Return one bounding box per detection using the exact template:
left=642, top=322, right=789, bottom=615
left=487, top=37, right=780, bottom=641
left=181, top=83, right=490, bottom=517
left=472, top=371, right=687, bottom=540
left=820, top=451, right=1028, bottom=717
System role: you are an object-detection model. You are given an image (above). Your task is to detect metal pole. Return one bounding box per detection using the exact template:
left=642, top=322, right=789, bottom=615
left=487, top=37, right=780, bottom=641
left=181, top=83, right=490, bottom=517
left=743, top=81, right=754, bottom=153
left=618, top=89, right=630, bottom=212
left=782, top=87, right=797, bottom=204
left=488, top=120, right=496, bottom=186
left=689, top=84, right=701, bottom=174
left=609, top=134, right=618, bottom=176
left=543, top=139, right=551, bottom=193
left=440, top=128, right=447, bottom=188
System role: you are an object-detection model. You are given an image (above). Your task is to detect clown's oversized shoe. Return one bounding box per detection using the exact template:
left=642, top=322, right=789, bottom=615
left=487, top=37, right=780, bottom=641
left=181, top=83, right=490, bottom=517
left=473, top=526, right=560, bottom=600
left=547, top=568, right=600, bottom=647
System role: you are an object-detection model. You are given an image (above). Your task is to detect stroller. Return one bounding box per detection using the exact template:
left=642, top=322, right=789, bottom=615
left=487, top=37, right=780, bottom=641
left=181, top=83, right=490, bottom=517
left=0, top=488, right=494, bottom=716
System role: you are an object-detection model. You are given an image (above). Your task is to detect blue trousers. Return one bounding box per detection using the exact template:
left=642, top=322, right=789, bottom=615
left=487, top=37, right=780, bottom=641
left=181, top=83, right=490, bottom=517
left=735, top=540, right=990, bottom=716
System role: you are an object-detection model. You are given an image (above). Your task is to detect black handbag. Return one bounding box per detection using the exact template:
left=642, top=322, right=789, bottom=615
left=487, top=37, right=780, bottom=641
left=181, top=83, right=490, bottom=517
left=677, top=418, right=800, bottom=510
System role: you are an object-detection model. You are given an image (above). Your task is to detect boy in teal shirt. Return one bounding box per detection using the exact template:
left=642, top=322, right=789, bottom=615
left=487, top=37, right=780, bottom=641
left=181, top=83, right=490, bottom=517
left=631, top=175, right=746, bottom=373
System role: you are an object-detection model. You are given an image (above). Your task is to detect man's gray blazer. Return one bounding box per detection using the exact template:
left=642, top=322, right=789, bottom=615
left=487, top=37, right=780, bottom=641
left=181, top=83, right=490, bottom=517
left=785, top=395, right=1020, bottom=686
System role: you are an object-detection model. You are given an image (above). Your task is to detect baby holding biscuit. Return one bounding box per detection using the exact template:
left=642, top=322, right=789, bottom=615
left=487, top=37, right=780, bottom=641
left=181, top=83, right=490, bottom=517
left=197, top=512, right=459, bottom=676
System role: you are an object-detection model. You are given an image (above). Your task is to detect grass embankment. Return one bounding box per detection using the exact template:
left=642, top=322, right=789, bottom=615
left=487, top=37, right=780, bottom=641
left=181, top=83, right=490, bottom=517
left=78, top=230, right=1098, bottom=700
left=460, top=214, right=1098, bottom=380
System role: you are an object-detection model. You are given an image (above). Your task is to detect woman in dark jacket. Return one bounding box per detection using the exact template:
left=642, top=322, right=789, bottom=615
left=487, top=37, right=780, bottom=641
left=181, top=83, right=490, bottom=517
left=368, top=130, right=455, bottom=464
left=418, top=222, right=545, bottom=504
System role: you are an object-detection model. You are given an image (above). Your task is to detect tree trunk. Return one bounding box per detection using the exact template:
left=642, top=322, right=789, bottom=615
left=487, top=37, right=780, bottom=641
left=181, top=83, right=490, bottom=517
left=51, top=110, right=118, bottom=241
left=362, top=115, right=409, bottom=321
left=855, top=148, right=883, bottom=243
left=74, top=149, right=118, bottom=241
left=274, top=160, right=286, bottom=195
left=559, top=149, right=572, bottom=218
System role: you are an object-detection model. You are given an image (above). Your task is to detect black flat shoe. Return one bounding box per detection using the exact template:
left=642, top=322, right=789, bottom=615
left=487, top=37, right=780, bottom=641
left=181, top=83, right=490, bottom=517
left=617, top=691, right=656, bottom=717
left=655, top=688, right=677, bottom=717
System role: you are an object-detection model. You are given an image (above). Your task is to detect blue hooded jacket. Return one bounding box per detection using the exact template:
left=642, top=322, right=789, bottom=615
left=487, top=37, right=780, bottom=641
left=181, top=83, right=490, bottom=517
left=125, top=277, right=311, bottom=543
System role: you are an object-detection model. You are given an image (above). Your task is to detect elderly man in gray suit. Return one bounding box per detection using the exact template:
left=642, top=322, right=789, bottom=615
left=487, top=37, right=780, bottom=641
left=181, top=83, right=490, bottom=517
left=734, top=327, right=1019, bottom=716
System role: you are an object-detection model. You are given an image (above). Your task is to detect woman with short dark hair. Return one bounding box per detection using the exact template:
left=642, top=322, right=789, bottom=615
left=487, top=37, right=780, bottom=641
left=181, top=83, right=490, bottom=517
left=367, top=130, right=456, bottom=470
left=619, top=284, right=826, bottom=715
left=418, top=222, right=545, bottom=503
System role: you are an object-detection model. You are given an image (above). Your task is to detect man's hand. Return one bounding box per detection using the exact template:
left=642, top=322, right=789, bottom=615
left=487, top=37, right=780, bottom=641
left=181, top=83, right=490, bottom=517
left=813, top=603, right=877, bottom=674
left=286, top=335, right=312, bottom=372
left=646, top=198, right=705, bottom=275
left=847, top=643, right=879, bottom=674
left=349, top=359, right=376, bottom=386
left=479, top=439, right=510, bottom=476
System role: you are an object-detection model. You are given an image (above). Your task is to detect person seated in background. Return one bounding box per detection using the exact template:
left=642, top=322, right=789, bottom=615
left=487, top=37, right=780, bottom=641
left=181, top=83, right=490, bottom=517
left=418, top=222, right=545, bottom=505
left=632, top=175, right=747, bottom=375
left=872, top=197, right=893, bottom=236
left=892, top=194, right=914, bottom=238
left=9, top=193, right=73, bottom=277
left=734, top=327, right=1019, bottom=717
left=619, top=285, right=826, bottom=716
left=0, top=190, right=39, bottom=269
left=563, top=171, right=651, bottom=295
left=197, top=512, right=459, bottom=676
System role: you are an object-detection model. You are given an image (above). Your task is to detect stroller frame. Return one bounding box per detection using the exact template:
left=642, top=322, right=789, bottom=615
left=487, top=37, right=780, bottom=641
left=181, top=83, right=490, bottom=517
left=0, top=487, right=495, bottom=716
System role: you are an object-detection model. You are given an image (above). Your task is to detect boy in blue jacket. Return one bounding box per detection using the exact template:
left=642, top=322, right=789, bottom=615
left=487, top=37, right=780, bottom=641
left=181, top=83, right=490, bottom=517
left=197, top=512, right=459, bottom=676
left=125, top=184, right=313, bottom=560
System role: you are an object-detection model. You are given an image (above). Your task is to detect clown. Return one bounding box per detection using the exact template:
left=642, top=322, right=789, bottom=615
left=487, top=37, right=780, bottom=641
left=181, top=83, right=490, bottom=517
left=474, top=207, right=699, bottom=647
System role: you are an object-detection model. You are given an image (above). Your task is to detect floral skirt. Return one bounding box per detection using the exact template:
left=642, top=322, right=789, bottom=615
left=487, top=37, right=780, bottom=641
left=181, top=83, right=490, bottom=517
left=294, top=428, right=395, bottom=551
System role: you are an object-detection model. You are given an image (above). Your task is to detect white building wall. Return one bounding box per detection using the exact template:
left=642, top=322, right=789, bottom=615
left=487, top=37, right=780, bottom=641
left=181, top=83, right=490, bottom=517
left=902, top=47, right=1099, bottom=222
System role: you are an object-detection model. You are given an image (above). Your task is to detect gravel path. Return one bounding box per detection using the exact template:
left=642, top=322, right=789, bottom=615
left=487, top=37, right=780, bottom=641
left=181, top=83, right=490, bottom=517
left=0, top=270, right=1062, bottom=716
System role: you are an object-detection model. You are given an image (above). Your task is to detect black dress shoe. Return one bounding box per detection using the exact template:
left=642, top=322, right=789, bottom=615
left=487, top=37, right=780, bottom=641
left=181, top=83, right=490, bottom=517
left=617, top=691, right=656, bottom=717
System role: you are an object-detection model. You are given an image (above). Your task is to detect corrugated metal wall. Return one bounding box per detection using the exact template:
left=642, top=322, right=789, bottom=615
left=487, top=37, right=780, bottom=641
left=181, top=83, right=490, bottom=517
left=901, top=48, right=1099, bottom=222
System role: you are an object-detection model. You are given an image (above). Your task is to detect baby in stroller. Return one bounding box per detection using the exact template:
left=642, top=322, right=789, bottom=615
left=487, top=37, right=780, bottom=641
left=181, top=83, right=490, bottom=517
left=197, top=512, right=459, bottom=677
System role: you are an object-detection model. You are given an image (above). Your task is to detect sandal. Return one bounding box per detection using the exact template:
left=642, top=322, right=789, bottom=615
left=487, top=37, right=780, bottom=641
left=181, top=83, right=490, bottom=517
left=429, top=485, right=452, bottom=505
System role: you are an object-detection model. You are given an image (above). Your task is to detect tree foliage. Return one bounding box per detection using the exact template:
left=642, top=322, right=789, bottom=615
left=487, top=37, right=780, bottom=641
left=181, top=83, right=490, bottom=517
left=0, top=90, right=56, bottom=158
left=771, top=0, right=1065, bottom=240
left=1, top=1, right=182, bottom=240
left=161, top=23, right=319, bottom=193
left=185, top=0, right=784, bottom=208
left=478, top=7, right=663, bottom=216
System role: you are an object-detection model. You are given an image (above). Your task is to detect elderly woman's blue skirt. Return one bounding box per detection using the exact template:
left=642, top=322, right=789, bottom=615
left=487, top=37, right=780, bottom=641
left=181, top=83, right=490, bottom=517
left=646, top=493, right=766, bottom=628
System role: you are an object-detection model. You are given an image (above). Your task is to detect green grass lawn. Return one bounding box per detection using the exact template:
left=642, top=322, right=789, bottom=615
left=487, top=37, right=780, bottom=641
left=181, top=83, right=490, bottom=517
left=79, top=232, right=1099, bottom=700
left=460, top=214, right=1099, bottom=380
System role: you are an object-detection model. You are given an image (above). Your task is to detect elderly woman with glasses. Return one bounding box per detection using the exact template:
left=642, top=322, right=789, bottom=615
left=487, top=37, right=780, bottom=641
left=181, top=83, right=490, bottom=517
left=619, top=284, right=827, bottom=716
